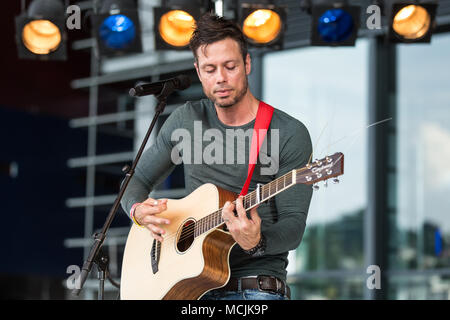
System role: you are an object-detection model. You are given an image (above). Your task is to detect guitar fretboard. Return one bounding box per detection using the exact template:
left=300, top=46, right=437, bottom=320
left=193, top=170, right=297, bottom=237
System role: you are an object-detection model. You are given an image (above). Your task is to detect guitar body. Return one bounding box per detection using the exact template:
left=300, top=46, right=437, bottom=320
left=120, top=183, right=238, bottom=300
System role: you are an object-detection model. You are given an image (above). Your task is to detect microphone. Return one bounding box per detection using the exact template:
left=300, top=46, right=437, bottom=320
left=129, top=75, right=191, bottom=97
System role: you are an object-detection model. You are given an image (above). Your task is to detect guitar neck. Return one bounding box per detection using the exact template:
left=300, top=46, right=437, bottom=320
left=193, top=152, right=344, bottom=238
left=194, top=169, right=297, bottom=237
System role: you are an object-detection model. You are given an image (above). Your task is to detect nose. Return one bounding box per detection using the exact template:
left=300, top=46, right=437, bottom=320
left=216, top=66, right=227, bottom=84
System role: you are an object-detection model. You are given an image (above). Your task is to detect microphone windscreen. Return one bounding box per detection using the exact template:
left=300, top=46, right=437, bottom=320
left=176, top=75, right=191, bottom=90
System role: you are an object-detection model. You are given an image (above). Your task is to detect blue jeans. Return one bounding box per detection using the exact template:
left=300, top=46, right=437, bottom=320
left=201, top=289, right=289, bottom=300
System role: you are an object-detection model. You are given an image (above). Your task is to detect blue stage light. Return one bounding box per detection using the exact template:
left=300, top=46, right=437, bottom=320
left=317, top=9, right=354, bottom=43
left=99, top=14, right=136, bottom=49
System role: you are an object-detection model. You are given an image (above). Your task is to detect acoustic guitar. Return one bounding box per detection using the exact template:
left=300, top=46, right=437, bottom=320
left=120, top=152, right=344, bottom=299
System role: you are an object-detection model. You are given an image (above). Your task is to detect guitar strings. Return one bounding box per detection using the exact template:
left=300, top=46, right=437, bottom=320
left=156, top=188, right=272, bottom=243
left=164, top=151, right=347, bottom=245
left=161, top=167, right=309, bottom=243
left=156, top=167, right=320, bottom=244
left=158, top=169, right=301, bottom=242
left=153, top=172, right=296, bottom=243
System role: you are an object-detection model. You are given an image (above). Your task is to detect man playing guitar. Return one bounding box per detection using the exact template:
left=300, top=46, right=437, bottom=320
left=121, top=13, right=313, bottom=300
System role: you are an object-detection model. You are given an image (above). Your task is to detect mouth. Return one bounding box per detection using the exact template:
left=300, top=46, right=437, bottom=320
left=215, top=89, right=233, bottom=97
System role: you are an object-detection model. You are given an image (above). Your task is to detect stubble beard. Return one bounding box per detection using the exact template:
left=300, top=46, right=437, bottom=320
left=208, top=76, right=249, bottom=109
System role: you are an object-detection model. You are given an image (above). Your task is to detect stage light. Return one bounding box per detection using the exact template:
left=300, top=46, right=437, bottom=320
left=309, top=3, right=361, bottom=46
left=99, top=14, right=136, bottom=49
left=92, top=0, right=142, bottom=56
left=239, top=3, right=286, bottom=48
left=154, top=4, right=202, bottom=50
left=22, top=19, right=62, bottom=54
left=389, top=2, right=437, bottom=43
left=15, top=0, right=67, bottom=60
left=158, top=9, right=196, bottom=47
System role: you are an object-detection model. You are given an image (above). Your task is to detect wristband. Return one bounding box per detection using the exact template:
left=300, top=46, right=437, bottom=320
left=130, top=203, right=144, bottom=228
left=243, top=234, right=266, bottom=257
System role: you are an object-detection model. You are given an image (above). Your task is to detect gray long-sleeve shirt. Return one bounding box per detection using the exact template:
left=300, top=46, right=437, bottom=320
left=121, top=98, right=313, bottom=281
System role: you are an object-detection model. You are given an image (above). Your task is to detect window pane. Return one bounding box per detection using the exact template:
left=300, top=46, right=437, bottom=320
left=263, top=39, right=369, bottom=274
left=394, top=33, right=450, bottom=271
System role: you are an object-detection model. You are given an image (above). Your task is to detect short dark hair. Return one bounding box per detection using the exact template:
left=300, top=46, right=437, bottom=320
left=189, top=13, right=248, bottom=64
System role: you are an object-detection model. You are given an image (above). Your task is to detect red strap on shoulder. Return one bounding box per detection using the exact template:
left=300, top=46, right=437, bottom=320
left=240, top=101, right=274, bottom=196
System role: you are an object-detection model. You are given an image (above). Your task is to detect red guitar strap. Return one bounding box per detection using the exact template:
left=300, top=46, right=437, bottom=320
left=239, top=101, right=274, bottom=196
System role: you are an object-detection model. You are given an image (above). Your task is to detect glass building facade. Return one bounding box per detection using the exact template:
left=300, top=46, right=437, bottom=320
left=262, top=33, right=450, bottom=299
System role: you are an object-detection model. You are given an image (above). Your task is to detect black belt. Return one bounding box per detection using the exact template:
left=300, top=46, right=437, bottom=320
left=216, top=275, right=291, bottom=299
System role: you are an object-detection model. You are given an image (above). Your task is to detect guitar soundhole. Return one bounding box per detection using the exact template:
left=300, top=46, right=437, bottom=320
left=176, top=219, right=195, bottom=253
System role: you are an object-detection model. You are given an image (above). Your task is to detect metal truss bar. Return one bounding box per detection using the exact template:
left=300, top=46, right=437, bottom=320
left=69, top=104, right=181, bottom=128
left=64, top=236, right=128, bottom=248
left=71, top=59, right=194, bottom=89
left=66, top=188, right=188, bottom=208
left=385, top=268, right=450, bottom=278
left=287, top=269, right=366, bottom=282
left=437, top=14, right=450, bottom=26
left=287, top=268, right=450, bottom=285
left=67, top=152, right=135, bottom=168
left=72, top=38, right=96, bottom=50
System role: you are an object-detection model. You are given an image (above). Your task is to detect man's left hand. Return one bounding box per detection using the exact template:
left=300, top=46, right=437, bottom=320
left=222, top=196, right=262, bottom=250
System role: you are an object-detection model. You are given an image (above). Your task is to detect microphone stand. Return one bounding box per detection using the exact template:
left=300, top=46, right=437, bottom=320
left=71, top=82, right=174, bottom=299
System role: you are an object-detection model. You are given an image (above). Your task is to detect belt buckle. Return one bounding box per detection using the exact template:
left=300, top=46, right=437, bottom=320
left=257, top=275, right=282, bottom=295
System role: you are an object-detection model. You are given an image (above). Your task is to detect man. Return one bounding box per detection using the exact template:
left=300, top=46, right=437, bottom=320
left=121, top=13, right=313, bottom=300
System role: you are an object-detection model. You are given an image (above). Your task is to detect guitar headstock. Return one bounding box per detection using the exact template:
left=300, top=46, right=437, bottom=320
left=296, top=152, right=344, bottom=186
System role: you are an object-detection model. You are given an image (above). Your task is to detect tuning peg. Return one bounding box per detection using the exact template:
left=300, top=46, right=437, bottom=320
left=313, top=184, right=320, bottom=191
left=333, top=178, right=340, bottom=184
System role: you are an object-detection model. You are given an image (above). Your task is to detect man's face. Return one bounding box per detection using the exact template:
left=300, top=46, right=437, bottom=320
left=194, top=38, right=251, bottom=108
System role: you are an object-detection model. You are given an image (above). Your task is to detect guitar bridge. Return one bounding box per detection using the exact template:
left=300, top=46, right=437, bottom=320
left=150, top=239, right=160, bottom=274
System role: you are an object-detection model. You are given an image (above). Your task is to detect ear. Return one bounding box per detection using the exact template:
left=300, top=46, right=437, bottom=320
left=194, top=61, right=202, bottom=82
left=245, top=53, right=251, bottom=76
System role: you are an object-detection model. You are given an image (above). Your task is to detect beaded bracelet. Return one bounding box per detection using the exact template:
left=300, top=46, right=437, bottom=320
left=130, top=203, right=145, bottom=228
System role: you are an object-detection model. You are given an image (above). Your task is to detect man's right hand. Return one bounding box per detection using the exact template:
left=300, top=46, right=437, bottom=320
left=134, top=198, right=169, bottom=242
